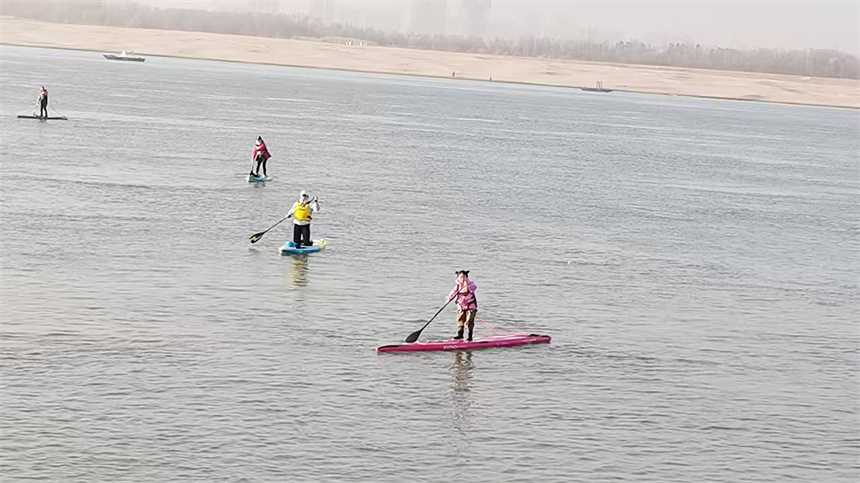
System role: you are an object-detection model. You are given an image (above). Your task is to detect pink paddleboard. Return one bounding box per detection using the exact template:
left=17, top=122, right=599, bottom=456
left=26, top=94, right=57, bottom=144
left=377, top=334, right=551, bottom=353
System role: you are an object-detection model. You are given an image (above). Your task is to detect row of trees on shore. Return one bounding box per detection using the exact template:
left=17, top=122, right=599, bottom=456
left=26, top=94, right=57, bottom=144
left=4, top=0, right=858, bottom=79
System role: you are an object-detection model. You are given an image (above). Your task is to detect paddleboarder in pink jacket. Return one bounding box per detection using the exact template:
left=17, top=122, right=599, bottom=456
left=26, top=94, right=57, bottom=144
left=446, top=270, right=478, bottom=341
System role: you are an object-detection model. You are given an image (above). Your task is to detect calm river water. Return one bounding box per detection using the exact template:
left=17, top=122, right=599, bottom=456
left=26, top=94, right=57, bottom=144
left=1, top=45, right=858, bottom=482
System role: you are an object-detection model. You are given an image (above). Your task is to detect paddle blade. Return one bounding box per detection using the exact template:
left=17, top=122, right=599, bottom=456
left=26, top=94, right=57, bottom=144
left=249, top=232, right=265, bottom=243
left=405, top=329, right=422, bottom=343
left=403, top=299, right=452, bottom=343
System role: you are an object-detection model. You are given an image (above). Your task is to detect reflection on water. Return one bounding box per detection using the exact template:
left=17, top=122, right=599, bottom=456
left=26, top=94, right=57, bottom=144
left=450, top=351, right=474, bottom=436
left=289, top=255, right=309, bottom=286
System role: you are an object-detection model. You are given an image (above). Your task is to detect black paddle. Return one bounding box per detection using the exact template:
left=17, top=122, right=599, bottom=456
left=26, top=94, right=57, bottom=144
left=249, top=215, right=290, bottom=244
left=405, top=298, right=455, bottom=343
left=248, top=197, right=318, bottom=243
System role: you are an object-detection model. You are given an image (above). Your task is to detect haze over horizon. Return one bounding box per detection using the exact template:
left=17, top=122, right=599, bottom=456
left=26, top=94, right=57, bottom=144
left=118, top=0, right=860, bottom=55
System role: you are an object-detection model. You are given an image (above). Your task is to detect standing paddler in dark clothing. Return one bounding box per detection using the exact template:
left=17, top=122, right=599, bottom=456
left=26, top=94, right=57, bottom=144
left=38, top=86, right=48, bottom=119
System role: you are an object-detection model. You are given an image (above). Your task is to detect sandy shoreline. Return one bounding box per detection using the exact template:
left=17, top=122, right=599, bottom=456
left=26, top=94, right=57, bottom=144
left=2, top=17, right=858, bottom=109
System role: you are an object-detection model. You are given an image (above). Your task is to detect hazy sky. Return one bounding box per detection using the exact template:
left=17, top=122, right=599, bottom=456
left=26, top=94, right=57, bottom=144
left=497, top=0, right=859, bottom=54
left=120, top=0, right=860, bottom=54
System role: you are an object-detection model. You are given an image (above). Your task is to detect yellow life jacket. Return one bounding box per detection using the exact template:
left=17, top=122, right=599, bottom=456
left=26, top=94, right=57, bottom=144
left=294, top=202, right=312, bottom=221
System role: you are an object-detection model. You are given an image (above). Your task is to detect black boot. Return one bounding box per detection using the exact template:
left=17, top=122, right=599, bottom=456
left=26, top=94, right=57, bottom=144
left=453, top=328, right=464, bottom=340
left=467, top=327, right=473, bottom=342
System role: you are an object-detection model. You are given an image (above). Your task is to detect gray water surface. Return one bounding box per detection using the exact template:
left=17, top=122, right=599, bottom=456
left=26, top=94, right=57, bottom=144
left=1, top=45, right=858, bottom=482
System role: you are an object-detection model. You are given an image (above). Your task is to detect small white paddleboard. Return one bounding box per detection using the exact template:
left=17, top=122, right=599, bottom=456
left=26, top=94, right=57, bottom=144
left=246, top=175, right=273, bottom=183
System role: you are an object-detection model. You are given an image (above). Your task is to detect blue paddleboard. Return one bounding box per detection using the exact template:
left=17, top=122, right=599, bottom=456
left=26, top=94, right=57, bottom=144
left=280, top=239, right=328, bottom=255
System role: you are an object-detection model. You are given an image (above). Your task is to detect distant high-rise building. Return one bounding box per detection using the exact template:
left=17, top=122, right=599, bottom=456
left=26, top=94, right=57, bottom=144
left=310, top=0, right=335, bottom=24
left=460, top=0, right=491, bottom=38
left=247, top=0, right=280, bottom=14
left=410, top=0, right=447, bottom=36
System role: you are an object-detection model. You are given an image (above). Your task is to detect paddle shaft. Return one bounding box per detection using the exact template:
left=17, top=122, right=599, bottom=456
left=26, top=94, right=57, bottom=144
left=249, top=152, right=263, bottom=176
left=405, top=297, right=454, bottom=343
left=249, top=215, right=290, bottom=243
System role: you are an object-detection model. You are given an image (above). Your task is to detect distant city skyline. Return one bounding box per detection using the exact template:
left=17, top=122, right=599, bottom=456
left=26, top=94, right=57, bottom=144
left=410, top=0, right=448, bottom=36
left=310, top=0, right=334, bottom=24
left=247, top=0, right=280, bottom=14
left=117, top=0, right=860, bottom=54
left=459, top=0, right=492, bottom=39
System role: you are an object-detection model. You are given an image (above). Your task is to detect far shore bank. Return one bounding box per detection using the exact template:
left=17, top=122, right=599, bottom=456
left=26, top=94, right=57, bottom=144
left=2, top=17, right=858, bottom=109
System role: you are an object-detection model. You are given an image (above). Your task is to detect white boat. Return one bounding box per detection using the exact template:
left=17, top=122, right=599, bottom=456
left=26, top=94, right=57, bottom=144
left=581, top=81, right=612, bottom=93
left=103, top=50, right=145, bottom=62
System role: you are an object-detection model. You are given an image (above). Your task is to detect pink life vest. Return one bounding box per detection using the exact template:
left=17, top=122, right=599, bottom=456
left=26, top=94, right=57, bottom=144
left=449, top=280, right=478, bottom=311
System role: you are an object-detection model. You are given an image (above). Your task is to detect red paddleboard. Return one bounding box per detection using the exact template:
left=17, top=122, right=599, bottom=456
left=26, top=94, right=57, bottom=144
left=377, top=334, right=551, bottom=353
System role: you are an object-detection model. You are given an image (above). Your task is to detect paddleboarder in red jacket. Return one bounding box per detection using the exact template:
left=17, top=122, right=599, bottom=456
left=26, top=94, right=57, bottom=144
left=251, top=136, right=271, bottom=178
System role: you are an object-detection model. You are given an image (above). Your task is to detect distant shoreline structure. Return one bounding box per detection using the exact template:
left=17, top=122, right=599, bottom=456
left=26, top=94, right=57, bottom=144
left=2, top=1, right=857, bottom=81
left=2, top=18, right=857, bottom=109
left=581, top=81, right=613, bottom=93
left=103, top=50, right=145, bottom=62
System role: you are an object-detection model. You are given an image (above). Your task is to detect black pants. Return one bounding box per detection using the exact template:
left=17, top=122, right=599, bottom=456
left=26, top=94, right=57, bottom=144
left=253, top=156, right=267, bottom=176
left=40, top=99, right=48, bottom=118
left=293, top=224, right=311, bottom=247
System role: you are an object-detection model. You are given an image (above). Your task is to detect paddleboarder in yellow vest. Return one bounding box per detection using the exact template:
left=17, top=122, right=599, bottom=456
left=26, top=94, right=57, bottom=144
left=286, top=190, right=320, bottom=248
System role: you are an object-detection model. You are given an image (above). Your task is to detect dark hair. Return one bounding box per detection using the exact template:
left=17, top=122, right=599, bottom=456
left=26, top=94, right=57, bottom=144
left=455, top=270, right=470, bottom=277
